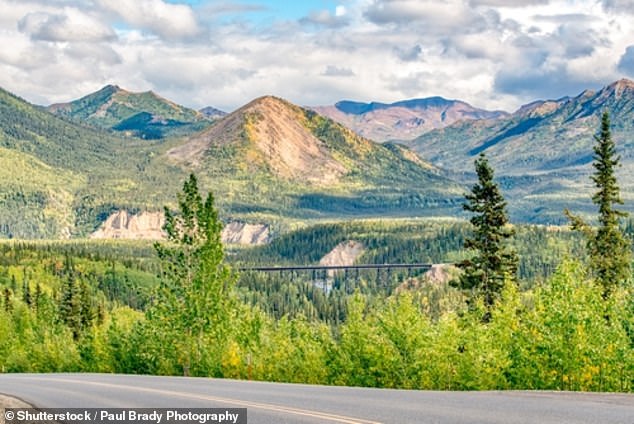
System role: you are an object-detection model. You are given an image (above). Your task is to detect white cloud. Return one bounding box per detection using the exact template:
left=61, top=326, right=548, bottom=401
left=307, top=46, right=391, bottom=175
left=0, top=0, right=632, bottom=113
left=97, top=0, right=201, bottom=40
left=18, top=8, right=116, bottom=42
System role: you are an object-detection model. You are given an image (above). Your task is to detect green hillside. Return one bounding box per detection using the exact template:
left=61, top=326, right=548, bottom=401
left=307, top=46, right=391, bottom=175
left=47, top=85, right=213, bottom=139
left=0, top=87, right=194, bottom=237
left=0, top=88, right=464, bottom=239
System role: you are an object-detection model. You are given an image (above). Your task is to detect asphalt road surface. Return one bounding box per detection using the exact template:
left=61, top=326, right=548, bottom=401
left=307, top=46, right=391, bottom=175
left=0, top=374, right=632, bottom=424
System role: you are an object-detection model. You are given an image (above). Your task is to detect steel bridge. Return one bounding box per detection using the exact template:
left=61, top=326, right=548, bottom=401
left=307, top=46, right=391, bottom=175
left=239, top=263, right=434, bottom=272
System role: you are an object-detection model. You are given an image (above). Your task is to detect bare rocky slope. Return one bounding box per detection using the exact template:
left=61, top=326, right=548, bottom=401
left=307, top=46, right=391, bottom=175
left=319, top=240, right=365, bottom=267
left=409, top=78, right=634, bottom=222
left=90, top=210, right=270, bottom=245
left=168, top=95, right=347, bottom=185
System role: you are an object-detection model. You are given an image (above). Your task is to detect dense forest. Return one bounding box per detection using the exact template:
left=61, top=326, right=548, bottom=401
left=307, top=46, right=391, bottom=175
left=0, top=194, right=632, bottom=391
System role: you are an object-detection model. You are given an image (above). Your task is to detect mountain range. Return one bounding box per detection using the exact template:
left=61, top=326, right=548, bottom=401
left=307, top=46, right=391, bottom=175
left=0, top=86, right=462, bottom=239
left=311, top=97, right=507, bottom=142
left=2, top=78, right=634, bottom=239
left=407, top=78, right=634, bottom=222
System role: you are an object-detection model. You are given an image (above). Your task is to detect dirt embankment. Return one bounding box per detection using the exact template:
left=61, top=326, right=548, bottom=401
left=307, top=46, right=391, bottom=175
left=90, top=210, right=165, bottom=240
left=90, top=210, right=270, bottom=245
left=319, top=240, right=365, bottom=267
left=221, top=222, right=270, bottom=245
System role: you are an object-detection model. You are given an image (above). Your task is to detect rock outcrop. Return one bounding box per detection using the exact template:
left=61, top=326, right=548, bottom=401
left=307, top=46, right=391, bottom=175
left=90, top=210, right=270, bottom=245
left=221, top=222, right=270, bottom=245
left=319, top=240, right=365, bottom=267
left=90, top=210, right=165, bottom=239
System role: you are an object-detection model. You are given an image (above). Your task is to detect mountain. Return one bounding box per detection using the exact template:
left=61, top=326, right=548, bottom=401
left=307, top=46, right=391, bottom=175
left=47, top=85, right=215, bottom=139
left=0, top=88, right=464, bottom=239
left=167, top=95, right=465, bottom=218
left=311, top=97, right=508, bottom=143
left=408, top=79, right=634, bottom=223
left=199, top=106, right=227, bottom=119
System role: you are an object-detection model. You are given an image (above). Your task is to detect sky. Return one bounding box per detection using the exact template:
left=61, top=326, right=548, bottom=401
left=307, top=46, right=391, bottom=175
left=1, top=0, right=634, bottom=113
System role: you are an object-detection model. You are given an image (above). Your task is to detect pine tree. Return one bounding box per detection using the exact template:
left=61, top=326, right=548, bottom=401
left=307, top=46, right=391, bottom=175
left=566, top=111, right=631, bottom=298
left=455, top=153, right=517, bottom=316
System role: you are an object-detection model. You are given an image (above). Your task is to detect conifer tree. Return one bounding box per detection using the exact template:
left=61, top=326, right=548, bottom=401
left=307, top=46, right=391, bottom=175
left=22, top=280, right=31, bottom=307
left=456, top=153, right=517, bottom=315
left=2, top=287, right=10, bottom=312
left=566, top=111, right=631, bottom=298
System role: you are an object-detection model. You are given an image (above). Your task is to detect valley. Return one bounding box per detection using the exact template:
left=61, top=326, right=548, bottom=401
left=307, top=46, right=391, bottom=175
left=0, top=80, right=633, bottom=393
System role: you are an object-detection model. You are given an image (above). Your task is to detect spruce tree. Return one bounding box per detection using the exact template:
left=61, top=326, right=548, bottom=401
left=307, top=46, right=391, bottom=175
left=567, top=111, right=631, bottom=298
left=3, top=288, right=11, bottom=313
left=456, top=153, right=517, bottom=315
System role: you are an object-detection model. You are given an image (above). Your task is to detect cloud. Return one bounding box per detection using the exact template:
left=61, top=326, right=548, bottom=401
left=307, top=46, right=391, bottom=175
left=532, top=13, right=598, bottom=23
left=470, top=0, right=549, bottom=6
left=393, top=44, right=422, bottom=62
left=602, top=0, right=634, bottom=14
left=364, top=0, right=485, bottom=33
left=64, top=42, right=122, bottom=66
left=494, top=63, right=599, bottom=101
left=200, top=2, right=268, bottom=16
left=97, top=0, right=201, bottom=40
left=18, top=9, right=116, bottom=42
left=618, top=45, right=634, bottom=76
left=300, top=9, right=349, bottom=28
left=1, top=0, right=633, bottom=114
left=321, top=65, right=355, bottom=77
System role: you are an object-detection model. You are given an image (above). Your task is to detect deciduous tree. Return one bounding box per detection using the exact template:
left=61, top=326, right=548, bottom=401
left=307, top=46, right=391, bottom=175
left=149, top=174, right=236, bottom=375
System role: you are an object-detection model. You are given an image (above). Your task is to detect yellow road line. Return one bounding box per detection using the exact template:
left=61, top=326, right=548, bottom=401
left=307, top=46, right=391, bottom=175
left=27, top=377, right=383, bottom=424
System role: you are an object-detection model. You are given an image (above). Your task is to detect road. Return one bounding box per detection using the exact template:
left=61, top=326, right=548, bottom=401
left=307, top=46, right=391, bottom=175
left=0, top=374, right=632, bottom=424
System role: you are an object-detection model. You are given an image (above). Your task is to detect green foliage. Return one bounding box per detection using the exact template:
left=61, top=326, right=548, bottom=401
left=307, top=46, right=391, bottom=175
left=456, top=154, right=518, bottom=314
left=0, top=235, right=632, bottom=391
left=147, top=174, right=237, bottom=375
left=510, top=261, right=633, bottom=391
left=409, top=80, right=634, bottom=223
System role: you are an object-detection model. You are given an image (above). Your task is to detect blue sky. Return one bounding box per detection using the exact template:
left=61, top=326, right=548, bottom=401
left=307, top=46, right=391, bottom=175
left=1, top=0, right=634, bottom=112
left=171, top=0, right=342, bottom=23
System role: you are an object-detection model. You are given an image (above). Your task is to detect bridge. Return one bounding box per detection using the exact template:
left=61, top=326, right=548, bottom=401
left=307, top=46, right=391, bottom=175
left=238, top=263, right=436, bottom=287
left=239, top=263, right=434, bottom=272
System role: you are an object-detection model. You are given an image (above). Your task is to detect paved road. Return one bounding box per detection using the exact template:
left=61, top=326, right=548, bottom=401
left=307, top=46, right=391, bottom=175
left=0, top=374, right=632, bottom=424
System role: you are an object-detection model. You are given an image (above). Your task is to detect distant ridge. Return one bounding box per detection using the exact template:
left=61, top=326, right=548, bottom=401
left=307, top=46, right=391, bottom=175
left=312, top=96, right=507, bottom=142
left=409, top=78, right=634, bottom=222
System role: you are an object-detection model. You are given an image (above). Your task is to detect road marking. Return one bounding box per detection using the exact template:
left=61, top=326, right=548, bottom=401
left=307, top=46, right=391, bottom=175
left=22, top=377, right=383, bottom=424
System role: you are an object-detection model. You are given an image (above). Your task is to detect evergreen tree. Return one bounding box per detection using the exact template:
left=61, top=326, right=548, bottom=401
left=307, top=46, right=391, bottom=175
left=59, top=275, right=82, bottom=340
left=149, top=174, right=236, bottom=375
left=455, top=154, right=517, bottom=316
left=22, top=280, right=31, bottom=308
left=2, top=287, right=10, bottom=312
left=34, top=283, right=42, bottom=314
left=566, top=111, right=631, bottom=298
